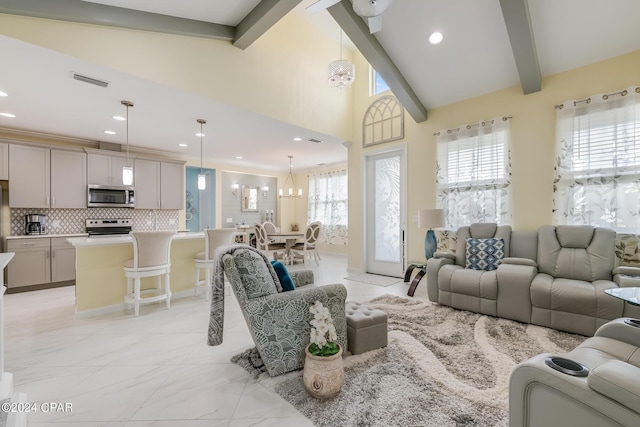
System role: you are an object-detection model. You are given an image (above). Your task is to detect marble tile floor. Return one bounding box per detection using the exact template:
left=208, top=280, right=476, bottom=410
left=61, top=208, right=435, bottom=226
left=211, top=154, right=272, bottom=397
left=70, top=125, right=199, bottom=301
left=3, top=253, right=424, bottom=426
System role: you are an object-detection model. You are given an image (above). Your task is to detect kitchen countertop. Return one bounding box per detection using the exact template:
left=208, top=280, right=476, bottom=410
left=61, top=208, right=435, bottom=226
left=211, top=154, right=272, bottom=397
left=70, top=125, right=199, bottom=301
left=67, top=231, right=204, bottom=248
left=6, top=233, right=89, bottom=240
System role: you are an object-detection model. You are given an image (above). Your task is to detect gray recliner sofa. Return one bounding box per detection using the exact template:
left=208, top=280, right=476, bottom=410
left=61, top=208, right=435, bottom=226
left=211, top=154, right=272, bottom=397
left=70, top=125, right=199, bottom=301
left=427, top=223, right=640, bottom=336
left=426, top=223, right=539, bottom=324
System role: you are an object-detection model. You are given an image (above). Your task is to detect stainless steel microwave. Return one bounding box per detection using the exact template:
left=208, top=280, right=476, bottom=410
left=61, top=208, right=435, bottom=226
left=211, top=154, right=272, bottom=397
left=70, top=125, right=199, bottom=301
left=87, top=185, right=135, bottom=208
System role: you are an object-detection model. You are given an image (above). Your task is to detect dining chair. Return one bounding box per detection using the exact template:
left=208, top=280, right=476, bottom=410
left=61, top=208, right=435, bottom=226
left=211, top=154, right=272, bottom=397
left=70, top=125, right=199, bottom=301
left=124, top=231, right=175, bottom=316
left=194, top=228, right=237, bottom=300
left=291, top=221, right=322, bottom=266
left=255, top=223, right=286, bottom=259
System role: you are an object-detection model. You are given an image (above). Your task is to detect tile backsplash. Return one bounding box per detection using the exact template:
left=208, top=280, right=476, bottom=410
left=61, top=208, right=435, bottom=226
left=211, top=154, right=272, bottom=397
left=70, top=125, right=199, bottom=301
left=10, top=208, right=180, bottom=235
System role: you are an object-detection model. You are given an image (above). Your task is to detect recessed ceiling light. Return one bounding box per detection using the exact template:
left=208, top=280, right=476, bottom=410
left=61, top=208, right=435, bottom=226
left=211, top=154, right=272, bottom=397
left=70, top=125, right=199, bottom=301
left=104, top=130, right=116, bottom=135
left=429, top=32, right=443, bottom=45
left=0, top=91, right=7, bottom=97
left=0, top=112, right=16, bottom=118
left=112, top=115, right=126, bottom=121
left=178, top=143, right=187, bottom=147
left=293, top=137, right=302, bottom=141
left=195, top=132, right=205, bottom=137
left=236, top=156, right=243, bottom=160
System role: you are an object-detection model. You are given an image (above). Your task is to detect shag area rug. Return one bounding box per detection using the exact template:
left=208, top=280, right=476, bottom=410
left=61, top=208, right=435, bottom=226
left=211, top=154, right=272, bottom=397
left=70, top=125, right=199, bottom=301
left=232, top=295, right=586, bottom=426
left=344, top=273, right=403, bottom=287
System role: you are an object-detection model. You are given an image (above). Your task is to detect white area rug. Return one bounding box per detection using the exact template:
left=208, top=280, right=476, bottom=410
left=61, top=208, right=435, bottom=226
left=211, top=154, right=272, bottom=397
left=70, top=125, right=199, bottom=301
left=344, top=273, right=403, bottom=287
left=232, top=295, right=586, bottom=426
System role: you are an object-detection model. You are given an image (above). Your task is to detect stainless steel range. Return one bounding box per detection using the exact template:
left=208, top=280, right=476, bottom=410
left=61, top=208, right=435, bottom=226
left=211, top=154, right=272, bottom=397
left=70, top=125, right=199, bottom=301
left=86, top=218, right=133, bottom=236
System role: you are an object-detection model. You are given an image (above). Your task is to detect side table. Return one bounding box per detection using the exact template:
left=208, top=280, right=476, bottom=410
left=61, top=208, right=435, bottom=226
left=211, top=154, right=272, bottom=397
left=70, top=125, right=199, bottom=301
left=405, top=260, right=426, bottom=297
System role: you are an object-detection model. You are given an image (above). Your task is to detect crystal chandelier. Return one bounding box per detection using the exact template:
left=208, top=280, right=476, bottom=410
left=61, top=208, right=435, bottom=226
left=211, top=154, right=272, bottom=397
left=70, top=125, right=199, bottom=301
left=328, top=31, right=355, bottom=88
left=279, top=155, right=302, bottom=199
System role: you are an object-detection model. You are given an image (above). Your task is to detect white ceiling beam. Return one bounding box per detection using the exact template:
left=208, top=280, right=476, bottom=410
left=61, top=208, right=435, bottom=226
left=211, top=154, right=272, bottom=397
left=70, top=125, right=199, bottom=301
left=0, top=0, right=235, bottom=40
left=234, top=0, right=303, bottom=50
left=498, top=0, right=541, bottom=94
left=328, top=0, right=427, bottom=123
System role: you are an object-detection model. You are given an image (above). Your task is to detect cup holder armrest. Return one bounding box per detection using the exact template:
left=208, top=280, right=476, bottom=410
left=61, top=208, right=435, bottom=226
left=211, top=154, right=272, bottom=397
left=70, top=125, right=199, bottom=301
left=545, top=356, right=590, bottom=377
left=595, top=318, right=640, bottom=347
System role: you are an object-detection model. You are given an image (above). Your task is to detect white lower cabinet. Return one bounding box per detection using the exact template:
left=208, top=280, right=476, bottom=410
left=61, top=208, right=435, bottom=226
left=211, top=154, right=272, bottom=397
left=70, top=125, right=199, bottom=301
left=6, top=238, right=76, bottom=289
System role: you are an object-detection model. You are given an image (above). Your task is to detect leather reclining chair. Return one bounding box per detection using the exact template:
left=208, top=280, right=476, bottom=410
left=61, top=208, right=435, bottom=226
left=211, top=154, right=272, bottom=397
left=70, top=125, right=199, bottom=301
left=510, top=318, right=640, bottom=427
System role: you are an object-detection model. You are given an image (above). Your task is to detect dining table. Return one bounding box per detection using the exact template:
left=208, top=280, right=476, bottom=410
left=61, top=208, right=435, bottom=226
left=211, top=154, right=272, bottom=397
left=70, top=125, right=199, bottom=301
left=267, top=231, right=304, bottom=264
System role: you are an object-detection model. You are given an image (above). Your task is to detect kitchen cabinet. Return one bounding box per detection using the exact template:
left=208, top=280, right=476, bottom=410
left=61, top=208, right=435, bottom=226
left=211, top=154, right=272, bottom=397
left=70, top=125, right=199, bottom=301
left=134, top=159, right=184, bottom=209
left=160, top=161, right=184, bottom=209
left=6, top=237, right=77, bottom=289
left=51, top=237, right=76, bottom=282
left=51, top=150, right=87, bottom=208
left=6, top=238, right=51, bottom=289
left=0, top=142, right=8, bottom=180
left=8, top=145, right=50, bottom=208
left=8, top=145, right=86, bottom=208
left=87, top=153, right=131, bottom=186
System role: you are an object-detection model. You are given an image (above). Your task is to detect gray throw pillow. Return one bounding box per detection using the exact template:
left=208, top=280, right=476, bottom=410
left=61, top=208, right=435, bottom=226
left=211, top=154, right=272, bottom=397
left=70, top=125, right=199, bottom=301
left=233, top=249, right=278, bottom=299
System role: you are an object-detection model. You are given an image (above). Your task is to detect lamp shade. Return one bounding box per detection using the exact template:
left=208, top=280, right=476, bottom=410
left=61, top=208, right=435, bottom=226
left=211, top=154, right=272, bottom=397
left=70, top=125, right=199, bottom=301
left=418, top=209, right=444, bottom=229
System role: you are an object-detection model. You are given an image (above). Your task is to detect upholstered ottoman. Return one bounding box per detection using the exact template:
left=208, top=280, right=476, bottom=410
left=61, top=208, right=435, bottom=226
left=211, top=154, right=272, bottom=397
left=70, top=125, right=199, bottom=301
left=345, top=301, right=388, bottom=355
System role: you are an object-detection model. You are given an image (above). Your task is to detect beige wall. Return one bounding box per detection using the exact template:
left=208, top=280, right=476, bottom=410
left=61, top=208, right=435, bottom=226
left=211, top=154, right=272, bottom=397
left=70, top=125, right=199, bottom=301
left=346, top=49, right=640, bottom=270
left=0, top=12, right=354, bottom=141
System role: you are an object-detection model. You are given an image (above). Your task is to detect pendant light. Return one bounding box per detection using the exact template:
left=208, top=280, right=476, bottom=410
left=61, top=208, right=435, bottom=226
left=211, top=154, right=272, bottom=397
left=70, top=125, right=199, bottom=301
left=279, top=155, right=302, bottom=199
left=328, top=30, right=355, bottom=88
left=197, top=119, right=207, bottom=190
left=121, top=100, right=134, bottom=186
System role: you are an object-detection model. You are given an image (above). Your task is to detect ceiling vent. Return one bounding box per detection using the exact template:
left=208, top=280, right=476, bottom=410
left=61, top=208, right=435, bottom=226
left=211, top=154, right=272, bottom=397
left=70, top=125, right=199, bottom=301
left=72, top=72, right=110, bottom=88
left=308, top=138, right=323, bottom=144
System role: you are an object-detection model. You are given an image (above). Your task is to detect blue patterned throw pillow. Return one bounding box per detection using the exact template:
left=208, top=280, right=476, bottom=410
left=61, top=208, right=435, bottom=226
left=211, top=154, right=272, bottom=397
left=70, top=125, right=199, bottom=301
left=465, top=238, right=505, bottom=271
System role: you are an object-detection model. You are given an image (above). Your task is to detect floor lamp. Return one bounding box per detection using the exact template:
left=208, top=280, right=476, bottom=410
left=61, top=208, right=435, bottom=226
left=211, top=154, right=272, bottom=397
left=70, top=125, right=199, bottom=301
left=418, top=209, right=445, bottom=260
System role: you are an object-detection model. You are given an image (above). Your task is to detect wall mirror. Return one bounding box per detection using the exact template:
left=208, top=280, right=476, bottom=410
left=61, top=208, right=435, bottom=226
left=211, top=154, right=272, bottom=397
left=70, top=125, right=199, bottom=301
left=241, top=185, right=259, bottom=212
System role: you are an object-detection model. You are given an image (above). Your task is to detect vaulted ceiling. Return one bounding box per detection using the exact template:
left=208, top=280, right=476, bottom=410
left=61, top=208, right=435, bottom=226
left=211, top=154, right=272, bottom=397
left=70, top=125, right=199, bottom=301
left=0, top=0, right=638, bottom=170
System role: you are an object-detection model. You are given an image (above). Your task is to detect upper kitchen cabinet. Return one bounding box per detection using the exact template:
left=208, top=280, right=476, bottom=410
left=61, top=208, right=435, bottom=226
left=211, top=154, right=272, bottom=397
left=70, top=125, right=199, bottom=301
left=87, top=152, right=131, bottom=186
left=9, top=144, right=50, bottom=208
left=51, top=150, right=87, bottom=208
left=9, top=145, right=87, bottom=208
left=0, top=142, right=8, bottom=180
left=160, top=161, right=184, bottom=209
left=134, top=158, right=184, bottom=209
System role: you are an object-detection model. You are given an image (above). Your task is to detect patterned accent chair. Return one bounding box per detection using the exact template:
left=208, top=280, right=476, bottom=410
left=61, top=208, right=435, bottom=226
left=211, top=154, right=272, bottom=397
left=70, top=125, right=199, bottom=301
left=222, top=247, right=347, bottom=376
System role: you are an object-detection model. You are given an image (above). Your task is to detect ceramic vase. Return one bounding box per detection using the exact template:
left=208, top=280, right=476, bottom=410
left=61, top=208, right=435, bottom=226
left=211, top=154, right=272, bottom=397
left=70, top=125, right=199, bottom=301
left=303, top=344, right=344, bottom=399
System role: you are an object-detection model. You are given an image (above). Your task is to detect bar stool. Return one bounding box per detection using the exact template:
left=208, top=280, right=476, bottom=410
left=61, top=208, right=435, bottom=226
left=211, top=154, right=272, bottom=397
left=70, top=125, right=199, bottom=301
left=124, top=231, right=175, bottom=316
left=194, top=228, right=237, bottom=300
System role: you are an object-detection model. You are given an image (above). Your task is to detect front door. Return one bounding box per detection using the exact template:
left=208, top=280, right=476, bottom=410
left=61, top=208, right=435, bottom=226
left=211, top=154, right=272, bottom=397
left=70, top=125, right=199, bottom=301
left=365, top=148, right=406, bottom=277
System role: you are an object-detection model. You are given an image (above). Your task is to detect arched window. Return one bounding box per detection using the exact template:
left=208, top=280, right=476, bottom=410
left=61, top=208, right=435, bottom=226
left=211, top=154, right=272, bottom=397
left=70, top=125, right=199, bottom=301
left=363, top=95, right=404, bottom=147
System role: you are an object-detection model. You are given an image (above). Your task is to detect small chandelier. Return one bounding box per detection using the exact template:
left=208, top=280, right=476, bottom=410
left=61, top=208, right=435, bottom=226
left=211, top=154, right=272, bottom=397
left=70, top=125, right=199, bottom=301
left=279, top=155, right=302, bottom=199
left=121, top=100, right=134, bottom=186
left=328, top=30, right=355, bottom=88
left=197, top=119, right=207, bottom=190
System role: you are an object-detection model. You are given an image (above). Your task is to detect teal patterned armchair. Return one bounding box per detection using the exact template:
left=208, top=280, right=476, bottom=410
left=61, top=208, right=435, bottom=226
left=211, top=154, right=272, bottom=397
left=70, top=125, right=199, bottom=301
left=221, top=247, right=347, bottom=376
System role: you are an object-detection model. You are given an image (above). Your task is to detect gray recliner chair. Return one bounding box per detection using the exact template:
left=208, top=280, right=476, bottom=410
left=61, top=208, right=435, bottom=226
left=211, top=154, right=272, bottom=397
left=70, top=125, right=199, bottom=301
left=510, top=318, right=640, bottom=427
left=426, top=223, right=512, bottom=317
left=531, top=225, right=623, bottom=336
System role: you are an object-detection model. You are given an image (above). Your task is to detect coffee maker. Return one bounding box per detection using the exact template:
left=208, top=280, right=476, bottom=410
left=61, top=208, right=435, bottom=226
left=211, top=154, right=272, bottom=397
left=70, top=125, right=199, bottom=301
left=25, top=214, right=47, bottom=235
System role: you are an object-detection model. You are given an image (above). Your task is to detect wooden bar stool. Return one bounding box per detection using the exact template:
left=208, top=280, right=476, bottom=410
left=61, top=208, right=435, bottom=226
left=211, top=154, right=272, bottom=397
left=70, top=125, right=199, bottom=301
left=124, top=231, right=175, bottom=316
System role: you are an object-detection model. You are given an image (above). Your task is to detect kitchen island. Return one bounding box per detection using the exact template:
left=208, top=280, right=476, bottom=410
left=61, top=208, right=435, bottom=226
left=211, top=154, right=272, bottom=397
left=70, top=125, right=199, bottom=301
left=67, top=232, right=205, bottom=317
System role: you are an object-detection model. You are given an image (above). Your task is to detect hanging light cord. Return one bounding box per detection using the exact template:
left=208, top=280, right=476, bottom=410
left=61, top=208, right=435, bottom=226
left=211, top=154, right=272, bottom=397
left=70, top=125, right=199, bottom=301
left=200, top=120, right=203, bottom=173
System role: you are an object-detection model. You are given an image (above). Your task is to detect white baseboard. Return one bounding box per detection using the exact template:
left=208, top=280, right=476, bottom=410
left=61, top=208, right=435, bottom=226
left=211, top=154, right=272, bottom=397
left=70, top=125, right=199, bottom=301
left=74, top=288, right=200, bottom=319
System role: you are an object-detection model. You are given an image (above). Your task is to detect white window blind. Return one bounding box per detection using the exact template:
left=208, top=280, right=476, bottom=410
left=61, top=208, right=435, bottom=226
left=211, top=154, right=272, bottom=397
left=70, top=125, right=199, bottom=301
left=554, top=87, right=640, bottom=230
left=436, top=118, right=512, bottom=228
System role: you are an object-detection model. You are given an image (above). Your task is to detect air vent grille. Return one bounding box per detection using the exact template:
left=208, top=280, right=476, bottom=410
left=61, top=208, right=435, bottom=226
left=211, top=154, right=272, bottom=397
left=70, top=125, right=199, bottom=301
left=308, top=138, right=323, bottom=143
left=72, top=72, right=110, bottom=88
